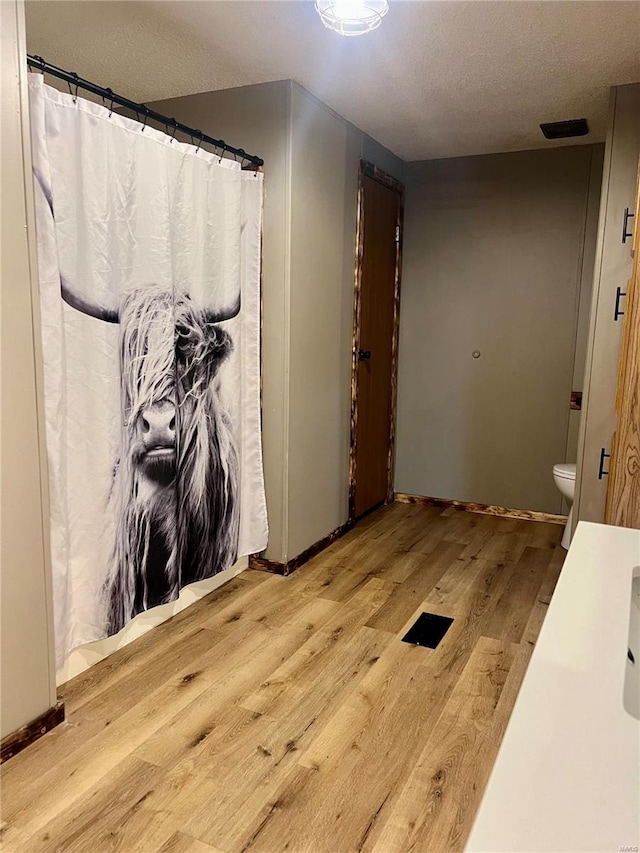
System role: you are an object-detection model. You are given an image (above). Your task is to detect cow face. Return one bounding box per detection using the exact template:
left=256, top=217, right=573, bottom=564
left=119, top=286, right=233, bottom=500
left=106, top=284, right=240, bottom=634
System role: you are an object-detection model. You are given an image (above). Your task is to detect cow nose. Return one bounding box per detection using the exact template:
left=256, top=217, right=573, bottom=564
left=141, top=403, right=176, bottom=446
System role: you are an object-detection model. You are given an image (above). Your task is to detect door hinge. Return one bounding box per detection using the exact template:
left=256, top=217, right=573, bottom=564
left=598, top=448, right=610, bottom=480
left=395, top=226, right=400, bottom=244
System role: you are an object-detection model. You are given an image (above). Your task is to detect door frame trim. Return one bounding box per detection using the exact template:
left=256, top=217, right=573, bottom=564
left=348, top=160, right=404, bottom=523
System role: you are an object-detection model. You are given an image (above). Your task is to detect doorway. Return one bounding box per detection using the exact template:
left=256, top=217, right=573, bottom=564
left=349, top=161, right=403, bottom=521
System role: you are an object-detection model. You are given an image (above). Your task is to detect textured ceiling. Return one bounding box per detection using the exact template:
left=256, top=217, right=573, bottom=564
left=25, top=0, right=640, bottom=161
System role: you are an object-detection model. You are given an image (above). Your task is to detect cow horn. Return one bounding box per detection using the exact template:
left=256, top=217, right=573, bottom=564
left=60, top=281, right=119, bottom=324
left=202, top=216, right=246, bottom=324
left=33, top=168, right=120, bottom=324
left=204, top=292, right=241, bottom=325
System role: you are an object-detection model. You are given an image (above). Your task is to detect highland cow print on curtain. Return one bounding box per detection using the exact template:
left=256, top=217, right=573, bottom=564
left=29, top=75, right=268, bottom=665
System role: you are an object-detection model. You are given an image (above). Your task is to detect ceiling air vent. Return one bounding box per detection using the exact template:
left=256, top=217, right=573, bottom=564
left=540, top=119, right=589, bottom=140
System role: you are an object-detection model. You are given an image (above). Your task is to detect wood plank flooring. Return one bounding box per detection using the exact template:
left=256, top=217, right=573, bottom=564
left=0, top=503, right=565, bottom=853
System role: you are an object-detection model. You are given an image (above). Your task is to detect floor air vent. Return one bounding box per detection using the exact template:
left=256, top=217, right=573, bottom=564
left=402, top=612, right=453, bottom=649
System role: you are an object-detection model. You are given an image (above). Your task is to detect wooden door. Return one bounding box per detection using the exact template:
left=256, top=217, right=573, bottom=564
left=352, top=168, right=402, bottom=519
left=605, top=159, right=640, bottom=526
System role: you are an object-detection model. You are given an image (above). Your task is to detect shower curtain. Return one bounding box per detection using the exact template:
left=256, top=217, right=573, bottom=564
left=29, top=75, right=268, bottom=665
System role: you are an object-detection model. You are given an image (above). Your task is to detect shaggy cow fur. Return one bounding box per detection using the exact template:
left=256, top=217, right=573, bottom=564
left=104, top=285, right=239, bottom=634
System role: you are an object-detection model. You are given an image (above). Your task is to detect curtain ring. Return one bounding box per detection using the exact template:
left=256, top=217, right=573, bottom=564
left=169, top=119, right=178, bottom=143
left=218, top=142, right=225, bottom=163
left=105, top=88, right=114, bottom=118
left=29, top=55, right=45, bottom=75
left=194, top=130, right=203, bottom=152
left=141, top=106, right=149, bottom=132
left=68, top=73, right=79, bottom=103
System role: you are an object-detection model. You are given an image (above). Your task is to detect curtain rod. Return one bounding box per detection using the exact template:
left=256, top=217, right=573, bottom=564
left=27, top=55, right=264, bottom=169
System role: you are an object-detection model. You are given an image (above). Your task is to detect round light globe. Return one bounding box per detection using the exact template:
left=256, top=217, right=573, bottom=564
left=315, top=0, right=389, bottom=36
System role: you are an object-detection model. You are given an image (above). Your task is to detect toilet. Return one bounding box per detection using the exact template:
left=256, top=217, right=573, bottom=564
left=553, top=462, right=576, bottom=550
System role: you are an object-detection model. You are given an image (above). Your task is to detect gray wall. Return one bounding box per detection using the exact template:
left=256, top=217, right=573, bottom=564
left=287, top=86, right=353, bottom=558
left=1, top=0, right=57, bottom=738
left=286, top=87, right=403, bottom=558
left=286, top=87, right=404, bottom=557
left=395, top=145, right=603, bottom=514
left=152, top=81, right=403, bottom=562
left=575, top=84, right=640, bottom=526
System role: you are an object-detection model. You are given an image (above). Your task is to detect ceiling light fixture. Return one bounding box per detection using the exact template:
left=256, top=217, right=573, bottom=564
left=315, top=0, right=389, bottom=36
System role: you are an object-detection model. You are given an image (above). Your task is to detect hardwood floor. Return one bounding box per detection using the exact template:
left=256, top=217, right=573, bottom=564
left=0, top=503, right=565, bottom=853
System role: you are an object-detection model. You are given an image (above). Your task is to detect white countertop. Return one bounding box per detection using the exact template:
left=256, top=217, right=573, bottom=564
left=466, top=521, right=640, bottom=853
